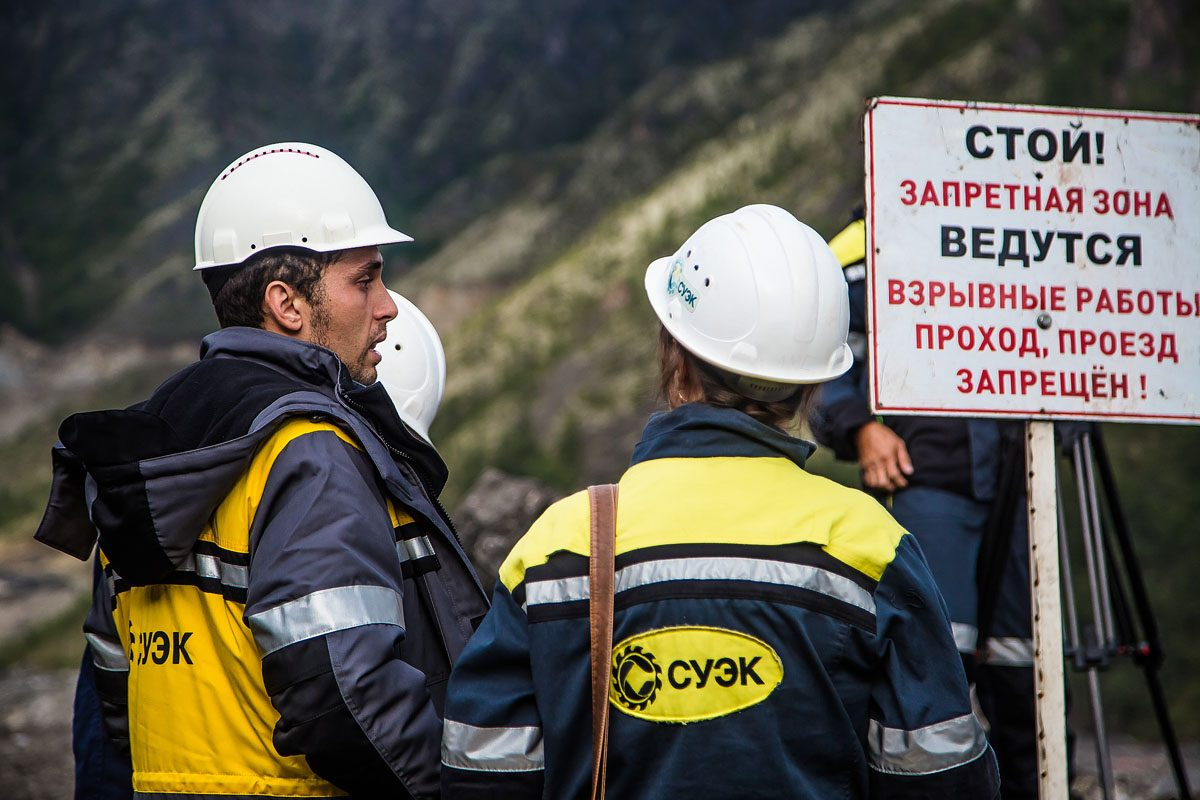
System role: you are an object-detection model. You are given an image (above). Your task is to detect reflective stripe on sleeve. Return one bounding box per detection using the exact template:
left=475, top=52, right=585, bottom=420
left=868, top=712, right=989, bottom=775
left=441, top=720, right=544, bottom=773
left=951, top=622, right=978, bottom=654
left=983, top=636, right=1034, bottom=666
left=85, top=632, right=129, bottom=672
left=248, top=585, right=405, bottom=655
left=524, top=557, right=875, bottom=615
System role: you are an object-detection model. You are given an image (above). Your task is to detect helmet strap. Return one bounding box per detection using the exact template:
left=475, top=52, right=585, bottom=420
left=697, top=360, right=801, bottom=403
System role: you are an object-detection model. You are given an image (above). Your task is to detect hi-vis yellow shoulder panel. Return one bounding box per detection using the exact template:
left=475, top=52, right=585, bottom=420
left=205, top=418, right=361, bottom=553
left=619, top=457, right=904, bottom=581
left=499, top=489, right=590, bottom=592
left=499, top=455, right=906, bottom=591
left=609, top=626, right=783, bottom=723
left=828, top=217, right=866, bottom=268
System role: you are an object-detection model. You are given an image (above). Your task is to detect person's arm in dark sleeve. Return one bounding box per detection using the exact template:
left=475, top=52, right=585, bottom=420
left=811, top=276, right=875, bottom=461
left=245, top=425, right=441, bottom=799
left=82, top=553, right=132, bottom=761
left=441, top=581, right=544, bottom=799
left=868, top=534, right=1000, bottom=799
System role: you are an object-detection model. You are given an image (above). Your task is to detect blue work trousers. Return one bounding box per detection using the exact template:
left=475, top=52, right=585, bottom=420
left=891, top=486, right=1037, bottom=800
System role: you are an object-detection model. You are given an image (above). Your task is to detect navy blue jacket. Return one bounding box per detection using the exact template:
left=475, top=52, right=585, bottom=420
left=441, top=404, right=999, bottom=799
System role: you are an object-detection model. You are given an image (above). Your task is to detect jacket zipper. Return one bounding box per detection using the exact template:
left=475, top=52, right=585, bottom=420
left=338, top=385, right=472, bottom=667
left=337, top=387, right=465, bottom=549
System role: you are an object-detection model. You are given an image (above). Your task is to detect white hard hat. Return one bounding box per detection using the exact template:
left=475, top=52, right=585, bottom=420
left=376, top=290, right=446, bottom=442
left=644, top=204, right=853, bottom=388
left=194, top=142, right=412, bottom=270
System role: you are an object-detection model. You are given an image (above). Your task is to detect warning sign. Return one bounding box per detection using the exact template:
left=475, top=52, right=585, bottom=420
left=864, top=96, right=1200, bottom=423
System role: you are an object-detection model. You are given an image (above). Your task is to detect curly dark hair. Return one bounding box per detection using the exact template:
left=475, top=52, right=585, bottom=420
left=657, top=326, right=818, bottom=430
left=208, top=248, right=339, bottom=329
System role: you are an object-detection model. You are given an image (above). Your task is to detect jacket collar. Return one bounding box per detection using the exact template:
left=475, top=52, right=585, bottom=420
left=200, top=326, right=351, bottom=392
left=201, top=328, right=451, bottom=496
left=630, top=403, right=815, bottom=468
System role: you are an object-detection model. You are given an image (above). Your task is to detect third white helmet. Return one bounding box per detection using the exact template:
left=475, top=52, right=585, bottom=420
left=376, top=290, right=446, bottom=443
left=644, top=204, right=852, bottom=388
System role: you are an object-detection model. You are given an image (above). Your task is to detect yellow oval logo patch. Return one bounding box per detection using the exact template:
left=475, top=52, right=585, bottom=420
left=609, top=626, right=783, bottom=723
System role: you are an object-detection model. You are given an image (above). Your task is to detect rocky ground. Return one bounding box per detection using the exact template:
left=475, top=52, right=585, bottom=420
left=0, top=669, right=75, bottom=800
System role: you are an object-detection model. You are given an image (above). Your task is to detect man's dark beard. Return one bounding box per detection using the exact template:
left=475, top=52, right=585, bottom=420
left=310, top=303, right=373, bottom=384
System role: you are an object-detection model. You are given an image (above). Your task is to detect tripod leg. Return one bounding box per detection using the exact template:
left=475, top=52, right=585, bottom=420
left=1084, top=656, right=1117, bottom=800
left=1072, top=439, right=1109, bottom=662
left=1091, top=433, right=1193, bottom=800
left=1081, top=435, right=1118, bottom=650
left=1055, top=474, right=1082, bottom=665
left=1069, top=438, right=1117, bottom=800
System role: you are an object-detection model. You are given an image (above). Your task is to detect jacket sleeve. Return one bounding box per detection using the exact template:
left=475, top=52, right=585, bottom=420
left=810, top=276, right=874, bottom=461
left=83, top=553, right=132, bottom=758
left=440, top=582, right=544, bottom=799
left=245, top=427, right=441, bottom=799
left=867, top=533, right=1000, bottom=799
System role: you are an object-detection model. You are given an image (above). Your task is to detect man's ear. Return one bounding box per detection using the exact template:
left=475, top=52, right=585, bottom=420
left=262, top=280, right=306, bottom=335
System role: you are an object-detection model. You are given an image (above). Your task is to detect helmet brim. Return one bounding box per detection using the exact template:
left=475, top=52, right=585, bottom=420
left=193, top=225, right=414, bottom=271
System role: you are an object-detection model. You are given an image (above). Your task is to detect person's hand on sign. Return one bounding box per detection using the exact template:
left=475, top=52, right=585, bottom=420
left=854, top=420, right=914, bottom=492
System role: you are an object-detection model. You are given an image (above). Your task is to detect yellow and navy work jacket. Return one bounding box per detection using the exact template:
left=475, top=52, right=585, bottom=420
left=441, top=404, right=999, bottom=799
left=37, top=328, right=488, bottom=799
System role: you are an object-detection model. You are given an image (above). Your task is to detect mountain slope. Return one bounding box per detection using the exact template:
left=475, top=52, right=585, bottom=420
left=1, top=0, right=1198, bottom=738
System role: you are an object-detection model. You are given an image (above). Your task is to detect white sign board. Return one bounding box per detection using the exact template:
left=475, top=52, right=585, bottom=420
left=864, top=97, right=1200, bottom=423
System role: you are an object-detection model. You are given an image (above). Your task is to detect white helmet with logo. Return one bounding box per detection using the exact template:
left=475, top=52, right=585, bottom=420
left=194, top=142, right=412, bottom=270
left=644, top=204, right=852, bottom=393
left=376, top=290, right=446, bottom=443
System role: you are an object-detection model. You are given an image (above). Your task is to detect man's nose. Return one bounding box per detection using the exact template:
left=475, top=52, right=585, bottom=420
left=379, top=287, right=399, bottom=321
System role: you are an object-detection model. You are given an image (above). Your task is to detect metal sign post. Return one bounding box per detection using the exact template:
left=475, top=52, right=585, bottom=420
left=1026, top=421, right=1068, bottom=799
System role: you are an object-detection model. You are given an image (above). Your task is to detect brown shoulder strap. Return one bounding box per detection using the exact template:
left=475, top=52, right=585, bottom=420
left=588, top=483, right=618, bottom=800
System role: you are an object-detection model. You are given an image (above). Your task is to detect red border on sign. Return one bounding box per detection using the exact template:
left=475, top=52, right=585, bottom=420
left=873, top=96, right=1200, bottom=124
left=867, top=103, right=882, bottom=419
left=864, top=97, right=1200, bottom=424
left=872, top=405, right=1200, bottom=424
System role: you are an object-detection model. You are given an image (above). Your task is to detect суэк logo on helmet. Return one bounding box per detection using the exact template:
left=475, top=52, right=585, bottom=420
left=666, top=256, right=699, bottom=311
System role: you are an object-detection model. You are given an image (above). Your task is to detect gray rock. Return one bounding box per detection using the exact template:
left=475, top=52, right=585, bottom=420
left=0, top=669, right=76, bottom=800
left=453, top=468, right=564, bottom=593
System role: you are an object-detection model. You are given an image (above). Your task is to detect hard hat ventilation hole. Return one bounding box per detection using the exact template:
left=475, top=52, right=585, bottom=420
left=250, top=244, right=256, bottom=249
left=693, top=263, right=699, bottom=271
left=687, top=250, right=692, bottom=257
left=704, top=278, right=710, bottom=287
left=301, top=237, right=308, bottom=243
left=220, top=147, right=321, bottom=180
left=394, top=344, right=403, bottom=351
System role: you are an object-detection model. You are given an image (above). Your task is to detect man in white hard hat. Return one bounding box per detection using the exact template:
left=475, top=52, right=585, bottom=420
left=37, top=143, right=487, bottom=799
left=441, top=205, right=997, bottom=798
